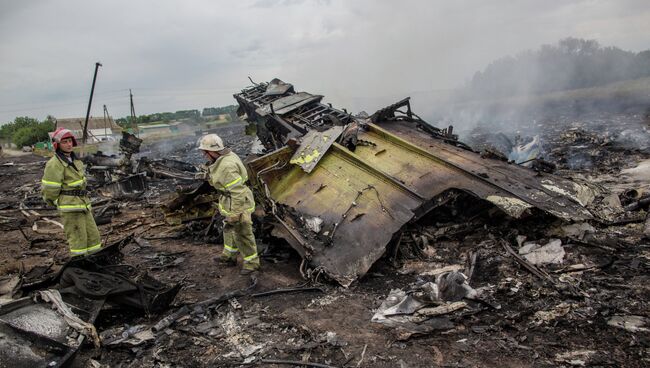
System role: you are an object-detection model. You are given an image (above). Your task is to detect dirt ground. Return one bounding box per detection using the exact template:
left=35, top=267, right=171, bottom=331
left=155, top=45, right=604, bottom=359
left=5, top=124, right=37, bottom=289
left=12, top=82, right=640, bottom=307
left=1, top=118, right=649, bottom=368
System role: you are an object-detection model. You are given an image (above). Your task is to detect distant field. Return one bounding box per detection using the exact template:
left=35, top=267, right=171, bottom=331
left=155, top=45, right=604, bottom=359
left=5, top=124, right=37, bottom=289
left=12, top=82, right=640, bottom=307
left=446, top=77, right=650, bottom=118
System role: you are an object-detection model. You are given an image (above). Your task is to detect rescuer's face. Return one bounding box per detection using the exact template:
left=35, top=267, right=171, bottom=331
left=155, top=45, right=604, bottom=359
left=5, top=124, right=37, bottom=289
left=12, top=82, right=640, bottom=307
left=59, top=137, right=74, bottom=153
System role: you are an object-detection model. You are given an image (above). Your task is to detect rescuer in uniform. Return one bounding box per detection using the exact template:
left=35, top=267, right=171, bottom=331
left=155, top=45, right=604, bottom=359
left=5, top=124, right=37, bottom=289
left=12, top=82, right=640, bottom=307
left=197, top=134, right=260, bottom=275
left=41, top=128, right=101, bottom=256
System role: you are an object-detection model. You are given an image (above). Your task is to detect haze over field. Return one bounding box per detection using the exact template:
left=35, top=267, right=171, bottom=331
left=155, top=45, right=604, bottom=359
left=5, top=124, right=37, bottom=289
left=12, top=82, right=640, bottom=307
left=1, top=0, right=649, bottom=122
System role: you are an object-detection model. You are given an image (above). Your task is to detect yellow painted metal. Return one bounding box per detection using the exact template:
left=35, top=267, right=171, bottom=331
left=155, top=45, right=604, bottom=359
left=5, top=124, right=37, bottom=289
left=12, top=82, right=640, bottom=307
left=249, top=119, right=593, bottom=285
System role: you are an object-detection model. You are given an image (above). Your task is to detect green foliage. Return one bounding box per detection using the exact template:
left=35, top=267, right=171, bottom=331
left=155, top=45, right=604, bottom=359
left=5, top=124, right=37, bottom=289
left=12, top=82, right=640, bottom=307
left=202, top=105, right=237, bottom=117
left=115, top=117, right=128, bottom=127
left=174, top=110, right=200, bottom=120
left=0, top=116, right=54, bottom=147
left=116, top=105, right=238, bottom=127
left=1, top=116, right=38, bottom=139
left=469, top=37, right=650, bottom=97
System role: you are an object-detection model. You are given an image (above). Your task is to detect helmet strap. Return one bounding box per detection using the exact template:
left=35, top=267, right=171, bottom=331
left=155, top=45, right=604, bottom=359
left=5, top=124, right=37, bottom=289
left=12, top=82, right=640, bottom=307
left=206, top=150, right=219, bottom=162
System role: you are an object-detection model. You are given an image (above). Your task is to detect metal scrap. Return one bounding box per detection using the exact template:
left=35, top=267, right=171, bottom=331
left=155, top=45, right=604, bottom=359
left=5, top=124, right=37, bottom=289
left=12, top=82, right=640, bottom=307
left=37, top=289, right=100, bottom=347
left=236, top=79, right=597, bottom=286
left=0, top=236, right=180, bottom=367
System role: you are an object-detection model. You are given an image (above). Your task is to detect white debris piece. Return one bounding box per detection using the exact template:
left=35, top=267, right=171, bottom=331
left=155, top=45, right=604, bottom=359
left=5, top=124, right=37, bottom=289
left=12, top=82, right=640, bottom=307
left=607, top=315, right=650, bottom=333
left=554, top=350, right=596, bottom=366
left=621, top=159, right=650, bottom=182
left=509, top=135, right=540, bottom=165
left=560, top=223, right=596, bottom=240
left=37, top=289, right=100, bottom=348
left=519, top=238, right=565, bottom=265
left=304, top=216, right=323, bottom=233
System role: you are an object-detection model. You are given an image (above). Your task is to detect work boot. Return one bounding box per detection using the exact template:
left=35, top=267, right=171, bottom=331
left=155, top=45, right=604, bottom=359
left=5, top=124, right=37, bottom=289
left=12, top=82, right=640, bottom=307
left=239, top=268, right=259, bottom=276
left=214, top=256, right=236, bottom=267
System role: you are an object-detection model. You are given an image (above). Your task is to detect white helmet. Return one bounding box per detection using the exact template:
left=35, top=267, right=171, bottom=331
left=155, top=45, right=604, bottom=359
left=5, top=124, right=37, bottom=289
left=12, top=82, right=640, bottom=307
left=197, top=134, right=225, bottom=152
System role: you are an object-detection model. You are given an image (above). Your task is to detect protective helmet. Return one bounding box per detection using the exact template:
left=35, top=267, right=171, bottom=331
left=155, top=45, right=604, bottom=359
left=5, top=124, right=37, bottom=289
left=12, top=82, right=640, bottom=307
left=197, top=133, right=225, bottom=152
left=51, top=128, right=78, bottom=150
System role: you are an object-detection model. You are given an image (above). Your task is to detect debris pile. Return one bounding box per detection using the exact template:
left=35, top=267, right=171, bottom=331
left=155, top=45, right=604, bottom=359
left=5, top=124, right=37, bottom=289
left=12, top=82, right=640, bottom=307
left=235, top=80, right=602, bottom=287
left=0, top=80, right=648, bottom=367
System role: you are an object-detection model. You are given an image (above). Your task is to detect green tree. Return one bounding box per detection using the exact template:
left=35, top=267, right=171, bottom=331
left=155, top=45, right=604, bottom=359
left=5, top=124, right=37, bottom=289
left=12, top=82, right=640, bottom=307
left=469, top=37, right=650, bottom=97
left=1, top=116, right=39, bottom=140
left=4, top=116, right=54, bottom=147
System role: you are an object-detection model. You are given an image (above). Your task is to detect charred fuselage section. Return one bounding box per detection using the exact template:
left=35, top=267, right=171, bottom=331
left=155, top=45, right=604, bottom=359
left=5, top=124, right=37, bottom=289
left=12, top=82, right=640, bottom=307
left=234, top=79, right=597, bottom=286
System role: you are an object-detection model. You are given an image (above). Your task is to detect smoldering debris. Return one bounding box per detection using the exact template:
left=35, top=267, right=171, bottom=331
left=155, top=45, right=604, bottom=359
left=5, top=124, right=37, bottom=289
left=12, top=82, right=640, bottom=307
left=0, top=81, right=649, bottom=367
left=0, top=236, right=179, bottom=367
left=237, top=79, right=601, bottom=287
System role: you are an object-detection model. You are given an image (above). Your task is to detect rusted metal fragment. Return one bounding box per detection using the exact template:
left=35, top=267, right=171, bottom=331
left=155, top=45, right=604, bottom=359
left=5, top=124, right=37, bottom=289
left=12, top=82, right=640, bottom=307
left=485, top=195, right=533, bottom=218
left=0, top=236, right=179, bottom=367
left=160, top=181, right=218, bottom=224
left=249, top=143, right=419, bottom=286
left=290, top=126, right=344, bottom=173
left=97, top=173, right=148, bottom=199
left=239, top=79, right=595, bottom=286
left=361, top=121, right=593, bottom=221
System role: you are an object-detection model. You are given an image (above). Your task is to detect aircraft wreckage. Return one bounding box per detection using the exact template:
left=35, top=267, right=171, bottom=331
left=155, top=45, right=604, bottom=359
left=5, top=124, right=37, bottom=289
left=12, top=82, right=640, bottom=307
left=0, top=236, right=179, bottom=367
left=229, top=79, right=596, bottom=287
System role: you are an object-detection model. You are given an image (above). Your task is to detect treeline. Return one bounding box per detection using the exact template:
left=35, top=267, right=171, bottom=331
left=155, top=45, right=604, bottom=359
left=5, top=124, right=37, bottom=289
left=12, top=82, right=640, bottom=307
left=202, top=105, right=237, bottom=116
left=468, top=38, right=650, bottom=98
left=0, top=116, right=54, bottom=147
left=115, top=105, right=238, bottom=127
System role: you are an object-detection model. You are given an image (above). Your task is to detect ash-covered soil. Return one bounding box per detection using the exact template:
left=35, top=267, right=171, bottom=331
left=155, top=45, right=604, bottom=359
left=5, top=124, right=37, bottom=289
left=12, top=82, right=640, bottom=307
left=1, top=119, right=649, bottom=368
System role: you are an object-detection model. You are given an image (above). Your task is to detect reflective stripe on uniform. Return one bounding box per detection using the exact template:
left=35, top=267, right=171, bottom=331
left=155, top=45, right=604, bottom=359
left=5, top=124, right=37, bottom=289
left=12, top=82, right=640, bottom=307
left=224, top=244, right=239, bottom=253
left=218, top=202, right=231, bottom=215
left=58, top=204, right=91, bottom=212
left=41, top=179, right=62, bottom=187
left=243, top=253, right=258, bottom=262
left=219, top=203, right=254, bottom=216
left=70, top=243, right=101, bottom=255
left=68, top=179, right=85, bottom=187
left=223, top=176, right=242, bottom=188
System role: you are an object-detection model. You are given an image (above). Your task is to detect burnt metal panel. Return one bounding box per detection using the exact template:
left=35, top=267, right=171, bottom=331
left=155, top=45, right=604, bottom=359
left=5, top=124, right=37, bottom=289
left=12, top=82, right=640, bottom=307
left=0, top=236, right=180, bottom=367
left=263, top=78, right=294, bottom=96
left=255, top=92, right=323, bottom=117
left=290, top=126, right=344, bottom=173
left=249, top=122, right=592, bottom=285
left=240, top=78, right=595, bottom=286
left=97, top=173, right=148, bottom=199
left=361, top=121, right=593, bottom=221
left=250, top=143, right=421, bottom=286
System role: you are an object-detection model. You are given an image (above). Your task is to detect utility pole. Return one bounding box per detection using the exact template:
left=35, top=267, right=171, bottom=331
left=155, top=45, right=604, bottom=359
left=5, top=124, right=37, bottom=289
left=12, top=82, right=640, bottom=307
left=82, top=62, right=102, bottom=145
left=129, top=89, right=139, bottom=137
left=103, top=105, right=109, bottom=140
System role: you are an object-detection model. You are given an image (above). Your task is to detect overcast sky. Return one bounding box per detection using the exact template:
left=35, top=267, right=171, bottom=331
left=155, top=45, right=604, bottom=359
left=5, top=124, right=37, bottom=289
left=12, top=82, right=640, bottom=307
left=0, top=0, right=649, bottom=123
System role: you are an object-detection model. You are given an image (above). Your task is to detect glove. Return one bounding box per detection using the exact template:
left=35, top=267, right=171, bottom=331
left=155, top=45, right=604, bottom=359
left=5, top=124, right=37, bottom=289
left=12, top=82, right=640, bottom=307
left=194, top=171, right=208, bottom=180
left=224, top=214, right=242, bottom=224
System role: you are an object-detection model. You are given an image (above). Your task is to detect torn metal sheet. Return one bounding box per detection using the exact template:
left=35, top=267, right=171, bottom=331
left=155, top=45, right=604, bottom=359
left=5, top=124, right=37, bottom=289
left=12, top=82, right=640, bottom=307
left=160, top=181, right=219, bottom=224
left=255, top=92, right=323, bottom=117
left=97, top=173, right=148, bottom=199
left=234, top=80, right=352, bottom=149
left=0, top=236, right=180, bottom=367
left=290, top=126, right=344, bottom=173
left=263, top=78, right=294, bottom=96
left=238, top=79, right=596, bottom=286
left=139, top=158, right=197, bottom=181
left=0, top=291, right=104, bottom=367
